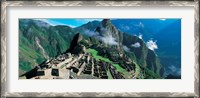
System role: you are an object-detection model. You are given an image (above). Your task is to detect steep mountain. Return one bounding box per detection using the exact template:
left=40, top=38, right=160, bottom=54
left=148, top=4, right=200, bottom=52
left=75, top=21, right=100, bottom=37
left=19, top=19, right=77, bottom=75
left=76, top=19, right=163, bottom=78
left=19, top=19, right=164, bottom=79
left=122, top=33, right=162, bottom=74
left=111, top=19, right=181, bottom=76
left=75, top=20, right=100, bottom=32
left=111, top=19, right=179, bottom=41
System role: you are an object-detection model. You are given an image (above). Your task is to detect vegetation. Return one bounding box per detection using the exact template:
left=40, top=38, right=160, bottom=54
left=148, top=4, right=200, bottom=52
left=140, top=65, right=161, bottom=79
left=87, top=48, right=111, bottom=62
left=107, top=70, right=113, bottom=79
left=134, top=63, right=140, bottom=78
left=87, top=48, right=131, bottom=78
left=19, top=19, right=77, bottom=75
left=19, top=19, right=165, bottom=79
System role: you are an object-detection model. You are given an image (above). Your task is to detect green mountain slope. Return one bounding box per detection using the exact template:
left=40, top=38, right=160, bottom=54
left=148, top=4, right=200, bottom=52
left=69, top=19, right=163, bottom=78
left=19, top=19, right=164, bottom=79
left=19, top=19, right=77, bottom=75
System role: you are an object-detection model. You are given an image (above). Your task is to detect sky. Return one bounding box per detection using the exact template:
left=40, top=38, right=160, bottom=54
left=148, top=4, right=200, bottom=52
left=37, top=19, right=102, bottom=28
left=36, top=18, right=171, bottom=28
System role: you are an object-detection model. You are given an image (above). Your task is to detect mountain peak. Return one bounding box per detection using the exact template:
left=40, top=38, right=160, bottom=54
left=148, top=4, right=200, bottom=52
left=66, top=33, right=83, bottom=53
left=102, top=19, right=112, bottom=27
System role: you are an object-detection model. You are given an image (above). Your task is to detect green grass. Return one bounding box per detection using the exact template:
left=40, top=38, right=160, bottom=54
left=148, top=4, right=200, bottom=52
left=19, top=61, right=33, bottom=72
left=87, top=48, right=131, bottom=78
left=107, top=70, right=113, bottom=79
left=19, top=44, right=45, bottom=73
left=112, top=64, right=131, bottom=78
left=19, top=46, right=39, bottom=58
left=87, top=48, right=111, bottom=62
left=134, top=63, right=140, bottom=78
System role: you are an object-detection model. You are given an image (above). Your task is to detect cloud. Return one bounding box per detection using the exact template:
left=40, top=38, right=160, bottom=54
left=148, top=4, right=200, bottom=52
left=34, top=19, right=66, bottom=26
left=66, top=25, right=76, bottom=28
left=99, top=35, right=118, bottom=45
left=32, top=19, right=51, bottom=28
left=123, top=45, right=130, bottom=52
left=33, top=19, right=102, bottom=28
left=168, top=65, right=176, bottom=72
left=120, top=25, right=130, bottom=31
left=135, top=22, right=144, bottom=28
left=47, top=20, right=69, bottom=26
left=34, top=19, right=54, bottom=26
left=34, top=19, right=77, bottom=28
left=131, top=42, right=141, bottom=48
left=84, top=26, right=118, bottom=46
left=75, top=19, right=102, bottom=24
left=138, top=33, right=143, bottom=39
left=94, top=26, right=118, bottom=45
left=160, top=19, right=166, bottom=21
left=146, top=40, right=158, bottom=50
left=33, top=19, right=48, bottom=22
left=83, top=29, right=99, bottom=37
left=99, top=26, right=107, bottom=34
left=168, top=65, right=181, bottom=76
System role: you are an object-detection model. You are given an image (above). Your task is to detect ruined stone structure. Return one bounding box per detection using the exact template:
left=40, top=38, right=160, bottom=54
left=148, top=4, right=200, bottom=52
left=22, top=51, right=129, bottom=79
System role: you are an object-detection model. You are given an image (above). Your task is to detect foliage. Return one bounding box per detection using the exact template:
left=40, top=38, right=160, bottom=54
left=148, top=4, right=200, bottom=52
left=87, top=48, right=131, bottom=78
left=19, top=19, right=77, bottom=75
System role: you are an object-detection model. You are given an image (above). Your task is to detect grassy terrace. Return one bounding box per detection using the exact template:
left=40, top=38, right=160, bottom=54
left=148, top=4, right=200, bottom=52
left=87, top=48, right=131, bottom=79
left=107, top=69, right=113, bottom=79
left=134, top=63, right=140, bottom=78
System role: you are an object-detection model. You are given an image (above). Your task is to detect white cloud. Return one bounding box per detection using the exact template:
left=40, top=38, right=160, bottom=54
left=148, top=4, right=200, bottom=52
left=33, top=19, right=53, bottom=25
left=67, top=25, right=76, bottom=28
left=75, top=19, right=102, bottom=24
left=47, top=20, right=68, bottom=26
left=123, top=45, right=130, bottom=52
left=33, top=19, right=47, bottom=21
left=168, top=65, right=181, bottom=76
left=34, top=19, right=102, bottom=28
left=146, top=40, right=158, bottom=50
left=168, top=65, right=176, bottom=72
left=131, top=42, right=141, bottom=48
left=99, top=26, right=107, bottom=34
left=34, top=19, right=77, bottom=28
left=138, top=33, right=143, bottom=39
left=94, top=26, right=119, bottom=45
left=100, top=35, right=118, bottom=45
left=120, top=25, right=130, bottom=31
left=32, top=19, right=51, bottom=28
left=85, top=26, right=118, bottom=46
left=34, top=19, right=66, bottom=26
left=160, top=19, right=166, bottom=21
left=83, top=29, right=99, bottom=37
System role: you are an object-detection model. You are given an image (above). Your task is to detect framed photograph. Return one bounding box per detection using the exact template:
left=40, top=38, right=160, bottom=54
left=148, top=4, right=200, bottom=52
left=1, top=0, right=199, bottom=97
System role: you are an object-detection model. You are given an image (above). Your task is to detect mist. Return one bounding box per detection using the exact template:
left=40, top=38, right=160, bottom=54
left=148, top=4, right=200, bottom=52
left=146, top=40, right=158, bottom=51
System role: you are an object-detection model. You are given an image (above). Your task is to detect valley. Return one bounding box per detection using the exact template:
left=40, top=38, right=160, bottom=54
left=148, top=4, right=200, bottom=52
left=19, top=18, right=180, bottom=79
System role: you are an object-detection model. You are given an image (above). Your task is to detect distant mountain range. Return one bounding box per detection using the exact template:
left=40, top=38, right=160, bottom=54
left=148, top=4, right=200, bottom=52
left=19, top=19, right=181, bottom=79
left=111, top=19, right=181, bottom=76
left=76, top=19, right=181, bottom=76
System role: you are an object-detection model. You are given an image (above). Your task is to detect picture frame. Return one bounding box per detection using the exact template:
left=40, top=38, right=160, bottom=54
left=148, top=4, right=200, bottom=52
left=1, top=0, right=199, bottom=97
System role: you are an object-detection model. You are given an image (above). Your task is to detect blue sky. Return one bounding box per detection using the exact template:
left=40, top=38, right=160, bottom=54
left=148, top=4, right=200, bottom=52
left=35, top=18, right=173, bottom=28
left=37, top=19, right=102, bottom=28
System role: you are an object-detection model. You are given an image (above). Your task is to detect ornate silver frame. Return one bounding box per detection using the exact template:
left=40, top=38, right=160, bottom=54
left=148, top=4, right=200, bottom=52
left=1, top=0, right=199, bottom=97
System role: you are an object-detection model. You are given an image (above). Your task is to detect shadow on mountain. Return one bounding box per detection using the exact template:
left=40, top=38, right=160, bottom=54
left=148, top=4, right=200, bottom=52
left=165, top=74, right=181, bottom=79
